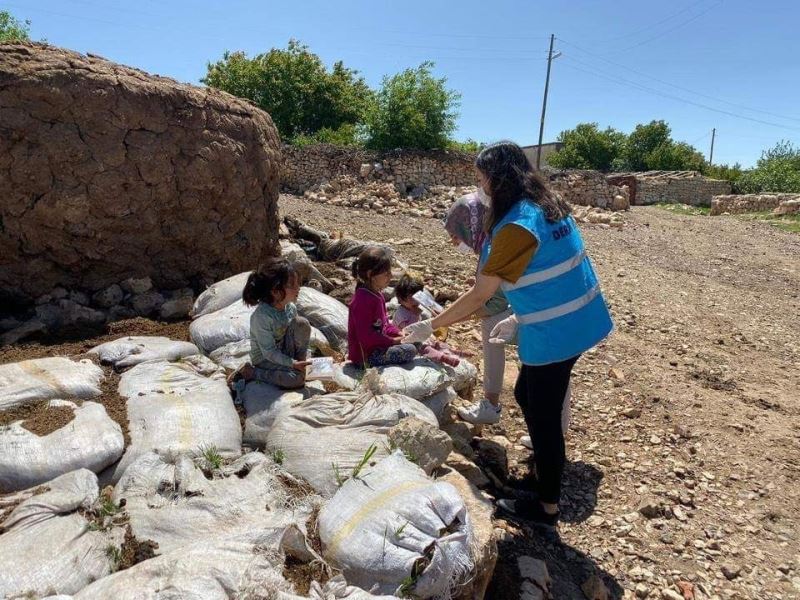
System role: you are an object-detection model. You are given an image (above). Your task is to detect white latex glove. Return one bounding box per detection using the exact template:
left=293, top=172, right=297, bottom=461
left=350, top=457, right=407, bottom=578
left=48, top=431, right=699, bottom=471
left=402, top=320, right=434, bottom=344
left=489, top=314, right=518, bottom=345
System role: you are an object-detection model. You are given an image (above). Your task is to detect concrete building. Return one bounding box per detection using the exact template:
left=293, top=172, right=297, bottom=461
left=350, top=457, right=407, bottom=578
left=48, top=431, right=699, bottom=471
left=521, top=142, right=564, bottom=169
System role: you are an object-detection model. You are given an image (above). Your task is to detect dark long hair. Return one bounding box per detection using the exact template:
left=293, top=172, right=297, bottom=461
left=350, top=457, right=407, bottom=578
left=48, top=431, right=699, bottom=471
left=351, top=246, right=392, bottom=288
left=476, top=141, right=571, bottom=229
left=242, top=257, right=297, bottom=306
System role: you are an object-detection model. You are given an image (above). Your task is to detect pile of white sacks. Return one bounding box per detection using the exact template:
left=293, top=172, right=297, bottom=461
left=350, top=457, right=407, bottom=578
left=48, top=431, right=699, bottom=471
left=0, top=243, right=497, bottom=600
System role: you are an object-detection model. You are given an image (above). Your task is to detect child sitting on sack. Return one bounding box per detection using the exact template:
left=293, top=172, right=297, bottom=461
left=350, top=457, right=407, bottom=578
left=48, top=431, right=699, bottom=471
left=393, top=273, right=462, bottom=367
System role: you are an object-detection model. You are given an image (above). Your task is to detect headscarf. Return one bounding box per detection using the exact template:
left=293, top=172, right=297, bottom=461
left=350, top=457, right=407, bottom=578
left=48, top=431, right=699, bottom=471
left=443, top=192, right=488, bottom=254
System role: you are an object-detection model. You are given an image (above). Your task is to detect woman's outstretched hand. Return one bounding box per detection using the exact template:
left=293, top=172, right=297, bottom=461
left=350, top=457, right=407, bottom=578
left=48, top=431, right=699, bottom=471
left=402, top=320, right=433, bottom=344
left=489, top=314, right=518, bottom=344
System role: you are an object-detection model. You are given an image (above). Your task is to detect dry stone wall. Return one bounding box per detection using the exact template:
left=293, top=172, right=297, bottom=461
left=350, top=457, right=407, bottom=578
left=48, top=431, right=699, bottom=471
left=286, top=146, right=631, bottom=211
left=627, top=172, right=731, bottom=206
left=0, top=42, right=282, bottom=308
left=710, top=194, right=800, bottom=216
left=282, top=144, right=477, bottom=193
left=547, top=170, right=630, bottom=211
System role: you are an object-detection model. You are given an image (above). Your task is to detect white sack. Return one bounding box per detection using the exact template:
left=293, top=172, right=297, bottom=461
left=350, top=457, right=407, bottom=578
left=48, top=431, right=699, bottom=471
left=111, top=360, right=241, bottom=481
left=0, top=357, right=103, bottom=411
left=297, top=287, right=349, bottom=353
left=442, top=359, right=478, bottom=393
left=266, top=390, right=438, bottom=497
left=209, top=338, right=251, bottom=370
left=282, top=575, right=400, bottom=600
left=241, top=381, right=325, bottom=448
left=113, top=452, right=315, bottom=554
left=89, top=336, right=199, bottom=370
left=0, top=400, right=124, bottom=492
left=0, top=469, right=123, bottom=598
left=189, top=299, right=254, bottom=354
left=420, top=386, right=457, bottom=423
left=73, top=532, right=307, bottom=600
left=310, top=325, right=334, bottom=356
left=319, top=452, right=473, bottom=598
left=191, top=271, right=250, bottom=318
left=336, top=358, right=451, bottom=400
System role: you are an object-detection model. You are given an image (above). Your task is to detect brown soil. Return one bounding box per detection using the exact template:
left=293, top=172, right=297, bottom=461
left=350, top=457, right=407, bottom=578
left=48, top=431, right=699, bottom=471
left=0, top=317, right=191, bottom=364
left=95, top=366, right=131, bottom=446
left=282, top=508, right=329, bottom=596
left=277, top=473, right=317, bottom=503
left=283, top=555, right=328, bottom=596
left=118, top=524, right=159, bottom=571
left=0, top=402, right=76, bottom=436
left=305, top=508, right=323, bottom=556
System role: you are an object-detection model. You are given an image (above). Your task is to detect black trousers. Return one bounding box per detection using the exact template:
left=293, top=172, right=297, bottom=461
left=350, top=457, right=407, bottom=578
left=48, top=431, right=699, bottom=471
left=514, top=355, right=580, bottom=505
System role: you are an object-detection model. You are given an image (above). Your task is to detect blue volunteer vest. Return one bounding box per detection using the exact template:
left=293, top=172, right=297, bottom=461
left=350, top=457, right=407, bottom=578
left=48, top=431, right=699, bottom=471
left=481, top=200, right=613, bottom=365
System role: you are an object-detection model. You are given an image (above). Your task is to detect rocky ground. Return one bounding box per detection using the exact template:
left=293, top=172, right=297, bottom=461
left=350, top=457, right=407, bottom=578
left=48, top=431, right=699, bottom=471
left=275, top=195, right=800, bottom=600
left=3, top=195, right=798, bottom=600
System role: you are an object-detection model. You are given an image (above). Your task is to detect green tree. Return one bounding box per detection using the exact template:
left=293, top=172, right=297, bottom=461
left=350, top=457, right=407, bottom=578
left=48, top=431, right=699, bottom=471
left=447, top=138, right=482, bottom=153
left=702, top=162, right=744, bottom=188
left=292, top=123, right=362, bottom=147
left=203, top=40, right=373, bottom=139
left=0, top=10, right=31, bottom=41
left=736, top=141, right=800, bottom=193
left=623, top=120, right=672, bottom=171
left=363, top=62, right=460, bottom=150
left=645, top=141, right=706, bottom=171
left=548, top=122, right=626, bottom=171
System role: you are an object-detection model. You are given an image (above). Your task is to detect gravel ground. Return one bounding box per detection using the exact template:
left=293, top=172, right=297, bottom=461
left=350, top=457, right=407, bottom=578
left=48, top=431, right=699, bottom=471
left=279, top=195, right=800, bottom=600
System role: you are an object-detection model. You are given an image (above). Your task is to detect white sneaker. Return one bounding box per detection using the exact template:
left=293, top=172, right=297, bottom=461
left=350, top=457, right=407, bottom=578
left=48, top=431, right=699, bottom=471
left=458, top=400, right=501, bottom=425
left=520, top=435, right=533, bottom=450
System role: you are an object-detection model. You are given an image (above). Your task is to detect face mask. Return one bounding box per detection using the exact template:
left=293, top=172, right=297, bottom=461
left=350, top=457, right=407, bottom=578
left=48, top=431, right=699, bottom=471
left=457, top=241, right=473, bottom=255
left=476, top=187, right=491, bottom=205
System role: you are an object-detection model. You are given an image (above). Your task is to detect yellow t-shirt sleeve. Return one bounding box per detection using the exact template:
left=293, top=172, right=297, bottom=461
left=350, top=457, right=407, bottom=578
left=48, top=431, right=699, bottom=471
left=481, top=224, right=539, bottom=283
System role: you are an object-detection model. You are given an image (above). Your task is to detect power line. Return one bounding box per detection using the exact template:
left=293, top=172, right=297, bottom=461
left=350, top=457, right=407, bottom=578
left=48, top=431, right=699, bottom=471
left=688, top=131, right=711, bottom=145
left=610, top=0, right=724, bottom=53
left=590, top=0, right=714, bottom=45
left=557, top=38, right=800, bottom=124
left=558, top=57, right=800, bottom=133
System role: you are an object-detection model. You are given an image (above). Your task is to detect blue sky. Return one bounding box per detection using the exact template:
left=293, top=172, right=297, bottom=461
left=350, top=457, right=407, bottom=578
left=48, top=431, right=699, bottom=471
left=6, top=0, right=800, bottom=167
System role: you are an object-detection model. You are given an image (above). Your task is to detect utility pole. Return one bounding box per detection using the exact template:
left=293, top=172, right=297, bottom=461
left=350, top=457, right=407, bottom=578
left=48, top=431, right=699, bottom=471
left=709, top=128, right=716, bottom=164
left=536, top=34, right=556, bottom=170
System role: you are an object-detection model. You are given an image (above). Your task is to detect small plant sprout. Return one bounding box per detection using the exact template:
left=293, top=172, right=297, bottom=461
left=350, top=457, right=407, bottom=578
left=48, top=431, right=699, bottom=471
left=99, top=495, right=119, bottom=518
left=351, top=443, right=378, bottom=480
left=332, top=462, right=347, bottom=487
left=105, top=545, right=122, bottom=572
left=394, top=520, right=409, bottom=539
left=271, top=448, right=285, bottom=465
left=200, top=444, right=223, bottom=471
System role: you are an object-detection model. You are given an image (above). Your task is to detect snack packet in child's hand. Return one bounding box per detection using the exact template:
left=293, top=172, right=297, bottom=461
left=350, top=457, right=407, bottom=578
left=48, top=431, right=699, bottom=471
left=307, top=357, right=335, bottom=380
left=412, top=289, right=443, bottom=314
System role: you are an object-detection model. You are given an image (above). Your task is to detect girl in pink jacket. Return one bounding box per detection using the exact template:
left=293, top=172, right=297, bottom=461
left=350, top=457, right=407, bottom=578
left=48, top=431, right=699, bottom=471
left=347, top=246, right=417, bottom=367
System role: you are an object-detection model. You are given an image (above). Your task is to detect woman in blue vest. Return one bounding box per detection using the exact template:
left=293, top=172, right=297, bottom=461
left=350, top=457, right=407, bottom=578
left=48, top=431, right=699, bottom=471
left=403, top=141, right=613, bottom=527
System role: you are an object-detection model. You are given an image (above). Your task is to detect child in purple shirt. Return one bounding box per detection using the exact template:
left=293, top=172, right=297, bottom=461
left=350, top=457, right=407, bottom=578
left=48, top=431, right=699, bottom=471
left=347, top=246, right=417, bottom=367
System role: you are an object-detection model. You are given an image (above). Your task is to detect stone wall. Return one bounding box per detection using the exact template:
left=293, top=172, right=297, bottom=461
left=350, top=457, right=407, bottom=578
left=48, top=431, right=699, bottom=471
left=710, top=194, right=800, bottom=216
left=282, top=144, right=476, bottom=193
left=620, top=171, right=731, bottom=206
left=0, top=42, right=282, bottom=308
left=547, top=170, right=630, bottom=211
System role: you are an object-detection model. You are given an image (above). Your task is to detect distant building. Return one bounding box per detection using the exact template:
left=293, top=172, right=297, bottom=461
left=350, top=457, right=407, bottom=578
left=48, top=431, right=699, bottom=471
left=521, top=142, right=564, bottom=169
